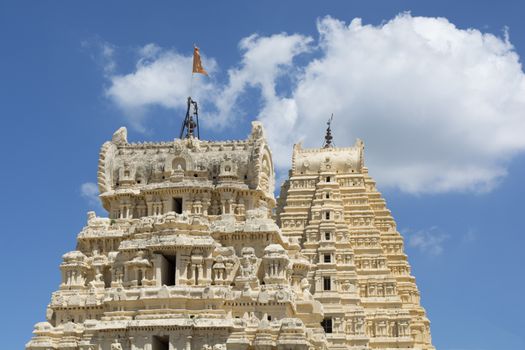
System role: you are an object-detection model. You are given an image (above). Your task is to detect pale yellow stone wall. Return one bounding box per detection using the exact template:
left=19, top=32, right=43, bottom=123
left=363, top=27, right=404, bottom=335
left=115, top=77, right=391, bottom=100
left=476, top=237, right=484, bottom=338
left=27, top=123, right=434, bottom=350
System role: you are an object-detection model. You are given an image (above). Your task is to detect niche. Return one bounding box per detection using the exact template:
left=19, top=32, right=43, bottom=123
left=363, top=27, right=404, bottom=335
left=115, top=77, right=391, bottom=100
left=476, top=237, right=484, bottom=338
left=160, top=255, right=176, bottom=286
left=103, top=267, right=112, bottom=288
left=172, top=158, right=186, bottom=171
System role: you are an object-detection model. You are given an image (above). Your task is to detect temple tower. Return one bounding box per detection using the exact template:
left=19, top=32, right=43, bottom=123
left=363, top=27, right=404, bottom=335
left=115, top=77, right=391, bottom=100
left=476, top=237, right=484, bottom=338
left=26, top=122, right=329, bottom=350
left=27, top=117, right=434, bottom=350
left=276, top=129, right=434, bottom=349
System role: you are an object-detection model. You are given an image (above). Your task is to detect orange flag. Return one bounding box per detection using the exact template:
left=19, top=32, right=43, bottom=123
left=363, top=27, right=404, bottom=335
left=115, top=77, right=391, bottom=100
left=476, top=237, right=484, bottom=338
left=192, top=45, right=208, bottom=76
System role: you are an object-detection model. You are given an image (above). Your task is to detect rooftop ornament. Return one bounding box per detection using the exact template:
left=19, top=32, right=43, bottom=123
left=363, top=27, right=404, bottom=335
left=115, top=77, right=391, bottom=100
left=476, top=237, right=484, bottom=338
left=323, top=114, right=334, bottom=148
left=179, top=96, right=200, bottom=139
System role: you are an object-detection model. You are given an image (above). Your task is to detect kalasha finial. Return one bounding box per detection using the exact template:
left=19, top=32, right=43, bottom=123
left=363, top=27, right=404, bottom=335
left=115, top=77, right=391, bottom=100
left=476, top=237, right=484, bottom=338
left=323, top=114, right=334, bottom=148
left=179, top=96, right=200, bottom=139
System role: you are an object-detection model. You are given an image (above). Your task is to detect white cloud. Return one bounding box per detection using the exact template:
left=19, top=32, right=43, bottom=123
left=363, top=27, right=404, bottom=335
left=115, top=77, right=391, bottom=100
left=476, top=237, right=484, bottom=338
left=262, top=14, right=525, bottom=194
left=80, top=182, right=99, bottom=206
left=210, top=33, right=312, bottom=127
left=81, top=38, right=116, bottom=76
left=404, top=226, right=448, bottom=256
left=105, top=45, right=217, bottom=131
left=101, top=13, right=525, bottom=194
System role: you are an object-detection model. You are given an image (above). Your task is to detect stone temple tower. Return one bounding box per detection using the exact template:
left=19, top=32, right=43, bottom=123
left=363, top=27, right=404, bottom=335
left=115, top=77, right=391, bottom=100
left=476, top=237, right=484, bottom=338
left=26, top=119, right=434, bottom=350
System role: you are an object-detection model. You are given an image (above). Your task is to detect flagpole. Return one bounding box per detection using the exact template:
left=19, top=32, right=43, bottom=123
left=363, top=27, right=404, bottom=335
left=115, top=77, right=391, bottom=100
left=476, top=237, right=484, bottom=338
left=189, top=72, right=194, bottom=99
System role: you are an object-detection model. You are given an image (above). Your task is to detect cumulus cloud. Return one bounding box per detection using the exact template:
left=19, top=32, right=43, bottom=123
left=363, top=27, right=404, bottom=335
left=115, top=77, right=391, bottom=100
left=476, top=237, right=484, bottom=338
left=80, top=182, right=99, bottom=206
left=404, top=226, right=449, bottom=256
left=102, top=13, right=525, bottom=194
left=210, top=33, right=312, bottom=126
left=263, top=14, right=525, bottom=193
left=105, top=44, right=217, bottom=130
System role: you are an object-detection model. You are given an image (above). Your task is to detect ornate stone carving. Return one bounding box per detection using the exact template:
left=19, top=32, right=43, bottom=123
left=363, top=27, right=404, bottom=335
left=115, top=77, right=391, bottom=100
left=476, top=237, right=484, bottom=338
left=27, top=122, right=434, bottom=350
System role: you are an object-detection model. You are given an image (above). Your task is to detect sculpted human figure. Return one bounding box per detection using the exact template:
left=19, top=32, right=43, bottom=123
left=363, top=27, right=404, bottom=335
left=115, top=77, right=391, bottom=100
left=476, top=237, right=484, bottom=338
left=300, top=278, right=312, bottom=299
left=239, top=247, right=256, bottom=278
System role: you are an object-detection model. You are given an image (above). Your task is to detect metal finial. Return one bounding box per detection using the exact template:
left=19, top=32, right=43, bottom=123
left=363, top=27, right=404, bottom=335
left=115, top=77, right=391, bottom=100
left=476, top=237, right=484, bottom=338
left=179, top=96, right=200, bottom=139
left=323, top=114, right=334, bottom=148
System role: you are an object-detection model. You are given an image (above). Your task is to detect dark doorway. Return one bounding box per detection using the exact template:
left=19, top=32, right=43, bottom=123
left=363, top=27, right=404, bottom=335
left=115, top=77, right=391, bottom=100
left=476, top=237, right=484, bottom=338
left=160, top=255, right=176, bottom=286
left=173, top=197, right=183, bottom=214
left=152, top=335, right=169, bottom=350
left=323, top=276, right=331, bottom=291
left=321, top=318, right=333, bottom=333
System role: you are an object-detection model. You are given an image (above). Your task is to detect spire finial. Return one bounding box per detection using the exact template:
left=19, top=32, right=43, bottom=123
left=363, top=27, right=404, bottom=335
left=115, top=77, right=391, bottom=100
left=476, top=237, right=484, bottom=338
left=323, top=114, right=334, bottom=148
left=179, top=96, right=200, bottom=139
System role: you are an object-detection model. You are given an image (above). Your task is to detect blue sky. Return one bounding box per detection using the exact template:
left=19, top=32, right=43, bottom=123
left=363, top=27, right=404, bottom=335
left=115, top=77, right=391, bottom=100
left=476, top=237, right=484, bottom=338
left=1, top=1, right=524, bottom=349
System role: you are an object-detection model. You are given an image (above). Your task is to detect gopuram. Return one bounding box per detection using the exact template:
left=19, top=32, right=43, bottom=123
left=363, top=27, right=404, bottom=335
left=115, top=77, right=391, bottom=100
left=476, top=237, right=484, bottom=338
left=27, top=99, right=434, bottom=350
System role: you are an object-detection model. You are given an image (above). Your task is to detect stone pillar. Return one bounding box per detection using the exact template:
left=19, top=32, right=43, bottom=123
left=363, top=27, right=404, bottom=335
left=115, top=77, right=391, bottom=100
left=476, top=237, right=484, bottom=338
left=169, top=334, right=186, bottom=350
left=152, top=254, right=162, bottom=287
left=186, top=335, right=192, bottom=350
left=143, top=335, right=153, bottom=350
left=177, top=253, right=189, bottom=285
left=202, top=197, right=210, bottom=216
left=163, top=199, right=170, bottom=214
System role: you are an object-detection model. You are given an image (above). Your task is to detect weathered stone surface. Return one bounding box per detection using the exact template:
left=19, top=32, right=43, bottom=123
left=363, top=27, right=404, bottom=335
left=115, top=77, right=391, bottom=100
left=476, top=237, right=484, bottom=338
left=27, top=121, right=434, bottom=350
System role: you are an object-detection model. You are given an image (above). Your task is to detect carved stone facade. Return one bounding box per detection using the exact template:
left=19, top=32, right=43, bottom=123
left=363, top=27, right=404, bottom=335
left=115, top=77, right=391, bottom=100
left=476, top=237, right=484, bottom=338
left=27, top=122, right=434, bottom=350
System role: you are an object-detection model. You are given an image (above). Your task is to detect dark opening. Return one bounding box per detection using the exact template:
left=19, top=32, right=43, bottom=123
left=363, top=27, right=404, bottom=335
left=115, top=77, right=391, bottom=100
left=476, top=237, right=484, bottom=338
left=267, top=315, right=272, bottom=321
left=152, top=335, right=169, bottom=350
left=160, top=255, right=176, bottom=286
left=325, top=212, right=330, bottom=220
left=323, top=277, right=331, bottom=291
left=324, top=232, right=331, bottom=240
left=326, top=176, right=331, bottom=182
left=103, top=267, right=112, bottom=288
left=173, top=197, right=183, bottom=214
left=194, top=266, right=199, bottom=285
left=324, top=254, right=331, bottom=263
left=137, top=270, right=143, bottom=286
left=326, top=192, right=330, bottom=199
left=321, top=318, right=333, bottom=333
